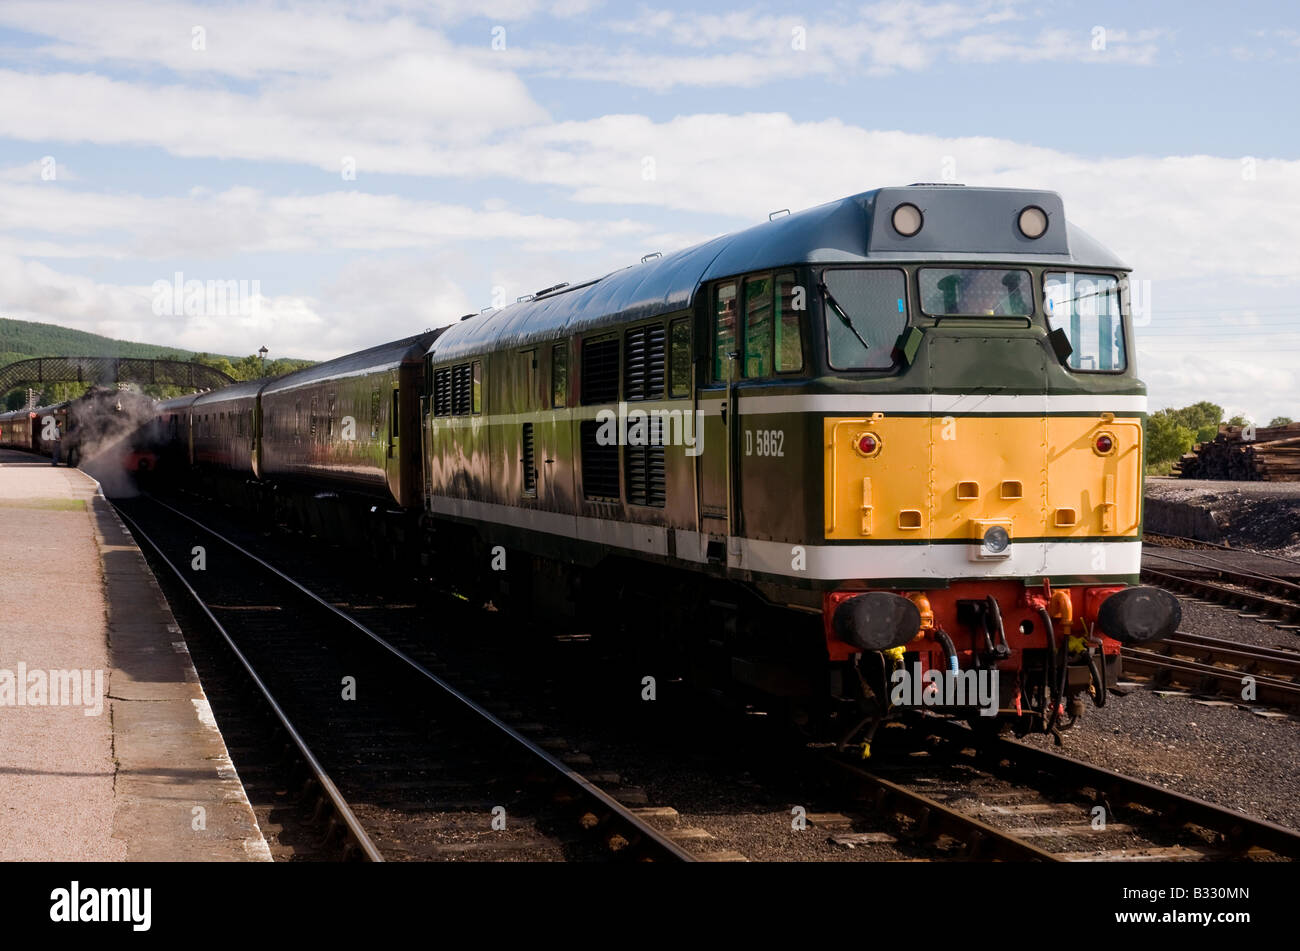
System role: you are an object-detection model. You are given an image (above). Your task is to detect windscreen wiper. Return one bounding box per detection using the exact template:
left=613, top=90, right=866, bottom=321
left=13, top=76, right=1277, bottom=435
left=819, top=280, right=872, bottom=353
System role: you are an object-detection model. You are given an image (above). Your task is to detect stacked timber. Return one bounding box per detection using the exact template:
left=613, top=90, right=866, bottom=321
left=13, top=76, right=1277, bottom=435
left=1175, top=422, right=1300, bottom=481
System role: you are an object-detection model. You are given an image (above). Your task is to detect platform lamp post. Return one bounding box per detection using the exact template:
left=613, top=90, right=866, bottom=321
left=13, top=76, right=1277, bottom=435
left=258, top=346, right=268, bottom=376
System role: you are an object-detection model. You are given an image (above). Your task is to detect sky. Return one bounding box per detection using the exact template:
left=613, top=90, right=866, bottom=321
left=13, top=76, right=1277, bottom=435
left=0, top=0, right=1297, bottom=421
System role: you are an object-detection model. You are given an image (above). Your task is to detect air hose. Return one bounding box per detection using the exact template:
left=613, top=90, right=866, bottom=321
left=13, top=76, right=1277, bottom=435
left=1038, top=606, right=1068, bottom=732
left=935, top=629, right=959, bottom=674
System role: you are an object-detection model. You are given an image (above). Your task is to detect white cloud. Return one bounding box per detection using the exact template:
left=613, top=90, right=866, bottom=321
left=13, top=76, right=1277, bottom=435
left=541, top=2, right=1160, bottom=87
left=0, top=252, right=472, bottom=361
left=0, top=182, right=650, bottom=256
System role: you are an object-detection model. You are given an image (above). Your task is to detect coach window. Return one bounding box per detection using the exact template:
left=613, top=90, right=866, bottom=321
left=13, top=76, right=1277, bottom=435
left=669, top=319, right=691, bottom=397
left=822, top=268, right=907, bottom=371
left=743, top=275, right=774, bottom=378
left=551, top=343, right=568, bottom=408
left=713, top=282, right=737, bottom=382
left=472, top=360, right=482, bottom=414
left=1043, top=272, right=1127, bottom=372
left=775, top=271, right=803, bottom=372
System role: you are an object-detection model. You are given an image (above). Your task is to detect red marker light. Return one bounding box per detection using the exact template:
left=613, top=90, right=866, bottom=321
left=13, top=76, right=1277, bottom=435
left=857, top=434, right=879, bottom=456
left=1095, top=433, right=1114, bottom=454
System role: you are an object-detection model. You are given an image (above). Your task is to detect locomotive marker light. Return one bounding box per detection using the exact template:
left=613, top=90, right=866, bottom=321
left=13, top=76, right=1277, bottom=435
left=891, top=202, right=923, bottom=237
left=1093, top=431, right=1116, bottom=455
left=853, top=431, right=882, bottom=458
left=1018, top=205, right=1049, bottom=239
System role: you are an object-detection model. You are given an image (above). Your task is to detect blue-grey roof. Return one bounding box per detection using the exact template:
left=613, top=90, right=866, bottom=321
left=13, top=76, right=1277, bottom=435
left=428, top=185, right=1129, bottom=364
left=261, top=332, right=438, bottom=397
left=193, top=379, right=267, bottom=408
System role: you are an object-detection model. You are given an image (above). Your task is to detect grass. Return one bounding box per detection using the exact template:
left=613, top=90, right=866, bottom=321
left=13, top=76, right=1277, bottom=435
left=0, top=497, right=87, bottom=511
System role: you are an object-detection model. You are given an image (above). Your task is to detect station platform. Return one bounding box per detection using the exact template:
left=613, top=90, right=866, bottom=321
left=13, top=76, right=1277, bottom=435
left=0, top=449, right=270, bottom=861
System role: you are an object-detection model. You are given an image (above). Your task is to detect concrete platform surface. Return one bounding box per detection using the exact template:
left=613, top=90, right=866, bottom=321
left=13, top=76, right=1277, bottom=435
left=0, top=449, right=270, bottom=861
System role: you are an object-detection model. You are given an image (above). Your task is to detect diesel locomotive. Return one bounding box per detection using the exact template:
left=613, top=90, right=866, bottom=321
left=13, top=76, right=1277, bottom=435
left=144, top=183, right=1178, bottom=741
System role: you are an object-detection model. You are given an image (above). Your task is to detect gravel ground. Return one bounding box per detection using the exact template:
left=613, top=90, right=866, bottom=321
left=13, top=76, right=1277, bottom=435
left=1016, top=689, right=1300, bottom=831
left=1146, top=477, right=1300, bottom=554
left=1177, top=597, right=1300, bottom=651
left=1012, top=591, right=1300, bottom=833
left=547, top=707, right=915, bottom=861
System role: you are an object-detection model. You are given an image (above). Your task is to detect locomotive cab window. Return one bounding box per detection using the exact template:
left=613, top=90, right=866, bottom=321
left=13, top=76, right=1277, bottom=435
left=1043, top=272, right=1127, bottom=371
left=821, top=268, right=907, bottom=371
left=919, top=267, right=1033, bottom=317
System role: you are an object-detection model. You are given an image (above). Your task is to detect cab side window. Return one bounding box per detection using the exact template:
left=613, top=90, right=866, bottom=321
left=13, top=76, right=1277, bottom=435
left=1043, top=272, right=1126, bottom=372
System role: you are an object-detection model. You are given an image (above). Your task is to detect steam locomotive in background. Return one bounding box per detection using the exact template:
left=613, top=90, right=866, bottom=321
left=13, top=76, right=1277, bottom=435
left=0, top=387, right=156, bottom=468
left=32, top=185, right=1186, bottom=741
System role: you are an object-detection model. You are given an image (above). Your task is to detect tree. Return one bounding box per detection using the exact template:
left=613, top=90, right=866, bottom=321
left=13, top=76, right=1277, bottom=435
left=1165, top=401, right=1222, bottom=432
left=1146, top=411, right=1197, bottom=471
left=1269, top=416, right=1294, bottom=427
left=1226, top=414, right=1250, bottom=428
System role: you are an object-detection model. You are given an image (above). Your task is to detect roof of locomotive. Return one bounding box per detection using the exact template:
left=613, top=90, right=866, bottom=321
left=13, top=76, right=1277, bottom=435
left=428, top=184, right=1129, bottom=364
left=260, top=331, right=441, bottom=398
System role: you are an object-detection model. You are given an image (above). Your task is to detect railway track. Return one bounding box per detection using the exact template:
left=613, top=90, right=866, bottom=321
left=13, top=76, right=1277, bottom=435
left=1142, top=535, right=1300, bottom=627
left=821, top=717, right=1300, bottom=862
left=1141, top=564, right=1300, bottom=627
left=115, top=503, right=385, bottom=862
left=115, top=494, right=693, bottom=863
left=1122, top=631, right=1300, bottom=710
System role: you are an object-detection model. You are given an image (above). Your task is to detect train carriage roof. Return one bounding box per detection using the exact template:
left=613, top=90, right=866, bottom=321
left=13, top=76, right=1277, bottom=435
left=429, top=185, right=1129, bottom=364
left=157, top=392, right=201, bottom=412
left=260, top=331, right=440, bottom=397
left=192, top=379, right=269, bottom=408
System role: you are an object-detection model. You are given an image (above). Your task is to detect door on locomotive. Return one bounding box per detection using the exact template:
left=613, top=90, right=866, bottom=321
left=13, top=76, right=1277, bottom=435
left=697, top=282, right=737, bottom=563
left=541, top=340, right=575, bottom=511
left=697, top=272, right=807, bottom=566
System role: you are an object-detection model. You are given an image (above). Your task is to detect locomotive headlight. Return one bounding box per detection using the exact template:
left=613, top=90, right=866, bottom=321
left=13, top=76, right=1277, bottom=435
left=1018, top=205, right=1049, bottom=239
left=891, top=203, right=924, bottom=237
left=983, top=525, right=1010, bottom=554
left=971, top=519, right=1013, bottom=561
